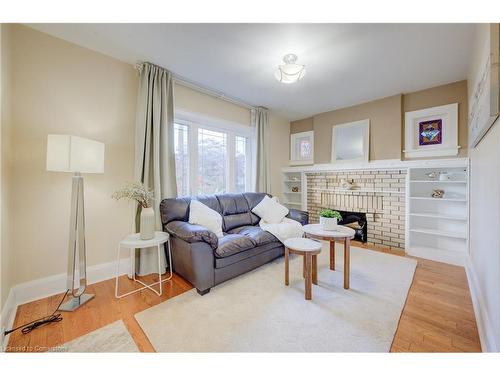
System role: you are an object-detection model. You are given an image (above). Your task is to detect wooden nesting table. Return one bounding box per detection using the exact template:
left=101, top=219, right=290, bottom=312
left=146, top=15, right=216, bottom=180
left=283, top=237, right=322, bottom=300
left=302, top=224, right=356, bottom=289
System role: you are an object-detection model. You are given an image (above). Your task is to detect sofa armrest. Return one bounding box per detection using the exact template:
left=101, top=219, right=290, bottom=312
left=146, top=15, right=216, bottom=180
left=165, top=221, right=218, bottom=250
left=287, top=208, right=309, bottom=226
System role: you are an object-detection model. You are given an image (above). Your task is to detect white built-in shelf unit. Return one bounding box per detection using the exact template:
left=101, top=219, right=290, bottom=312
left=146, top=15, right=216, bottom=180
left=281, top=171, right=304, bottom=209
left=407, top=165, right=469, bottom=266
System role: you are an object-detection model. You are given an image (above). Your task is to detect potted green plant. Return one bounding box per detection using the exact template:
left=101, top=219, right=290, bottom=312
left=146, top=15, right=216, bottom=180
left=318, top=209, right=342, bottom=231
left=112, top=182, right=155, bottom=240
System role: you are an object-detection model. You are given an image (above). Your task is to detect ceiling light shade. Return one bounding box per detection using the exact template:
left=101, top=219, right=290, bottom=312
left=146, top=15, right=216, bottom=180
left=274, top=54, right=306, bottom=84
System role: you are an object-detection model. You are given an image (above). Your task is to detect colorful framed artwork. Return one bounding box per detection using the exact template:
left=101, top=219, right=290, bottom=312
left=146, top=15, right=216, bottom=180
left=404, top=103, right=459, bottom=158
left=419, top=119, right=442, bottom=146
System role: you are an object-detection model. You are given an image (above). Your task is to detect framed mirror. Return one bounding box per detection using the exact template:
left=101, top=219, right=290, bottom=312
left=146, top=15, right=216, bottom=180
left=331, top=119, right=370, bottom=163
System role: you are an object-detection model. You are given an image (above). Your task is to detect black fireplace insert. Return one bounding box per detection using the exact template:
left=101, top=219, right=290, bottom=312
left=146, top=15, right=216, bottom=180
left=336, top=210, right=367, bottom=243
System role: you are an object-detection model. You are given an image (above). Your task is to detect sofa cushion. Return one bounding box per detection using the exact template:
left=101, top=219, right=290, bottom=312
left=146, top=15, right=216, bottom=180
left=216, top=193, right=253, bottom=231
left=160, top=195, right=221, bottom=226
left=251, top=195, right=289, bottom=224
left=228, top=225, right=278, bottom=246
left=243, top=192, right=270, bottom=225
left=215, top=242, right=283, bottom=269
left=189, top=200, right=224, bottom=238
left=214, top=234, right=255, bottom=258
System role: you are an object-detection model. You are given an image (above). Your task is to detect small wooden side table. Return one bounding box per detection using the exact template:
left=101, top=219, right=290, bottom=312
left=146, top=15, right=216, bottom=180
left=302, top=224, right=356, bottom=289
left=115, top=231, right=172, bottom=298
left=284, top=238, right=322, bottom=300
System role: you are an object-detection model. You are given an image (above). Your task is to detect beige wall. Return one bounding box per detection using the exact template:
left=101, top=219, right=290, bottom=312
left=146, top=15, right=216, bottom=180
left=290, top=117, right=313, bottom=134
left=291, top=80, right=469, bottom=163
left=313, top=95, right=402, bottom=163
left=2, top=24, right=138, bottom=286
left=174, top=83, right=251, bottom=126
left=1, top=25, right=290, bottom=291
left=403, top=80, right=468, bottom=158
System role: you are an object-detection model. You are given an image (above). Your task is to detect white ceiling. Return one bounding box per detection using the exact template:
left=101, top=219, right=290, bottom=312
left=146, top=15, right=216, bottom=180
left=27, top=23, right=475, bottom=120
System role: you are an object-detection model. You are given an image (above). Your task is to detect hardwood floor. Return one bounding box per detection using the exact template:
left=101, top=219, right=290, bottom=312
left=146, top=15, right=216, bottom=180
left=5, top=244, right=481, bottom=353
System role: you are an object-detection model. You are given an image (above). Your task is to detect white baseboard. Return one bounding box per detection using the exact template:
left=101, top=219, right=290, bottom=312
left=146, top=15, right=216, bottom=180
left=465, top=256, right=498, bottom=352
left=0, top=257, right=131, bottom=350
left=1, top=288, right=16, bottom=352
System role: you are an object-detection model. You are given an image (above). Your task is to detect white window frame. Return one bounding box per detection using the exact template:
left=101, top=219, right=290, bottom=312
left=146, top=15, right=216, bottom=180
left=174, top=110, right=255, bottom=196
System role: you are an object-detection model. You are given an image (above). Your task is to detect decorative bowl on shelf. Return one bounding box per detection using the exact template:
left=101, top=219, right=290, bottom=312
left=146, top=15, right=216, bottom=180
left=431, top=189, right=445, bottom=198
left=425, top=171, right=440, bottom=180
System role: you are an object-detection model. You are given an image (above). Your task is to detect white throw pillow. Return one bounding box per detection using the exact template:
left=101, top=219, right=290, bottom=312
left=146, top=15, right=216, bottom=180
left=251, top=195, right=289, bottom=224
left=189, top=200, right=224, bottom=238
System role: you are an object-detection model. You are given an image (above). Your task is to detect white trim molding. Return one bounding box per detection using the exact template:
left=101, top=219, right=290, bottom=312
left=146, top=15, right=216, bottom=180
left=282, top=157, right=469, bottom=173
left=465, top=256, right=498, bottom=352
left=0, top=288, right=16, bottom=352
left=0, top=258, right=131, bottom=350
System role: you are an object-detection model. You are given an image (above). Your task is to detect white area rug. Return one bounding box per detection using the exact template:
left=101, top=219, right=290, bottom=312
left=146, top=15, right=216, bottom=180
left=135, top=244, right=416, bottom=352
left=50, top=320, right=138, bottom=352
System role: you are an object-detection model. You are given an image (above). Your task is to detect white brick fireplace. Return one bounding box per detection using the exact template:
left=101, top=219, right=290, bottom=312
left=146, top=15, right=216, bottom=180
left=281, top=158, right=469, bottom=265
left=306, top=169, right=406, bottom=251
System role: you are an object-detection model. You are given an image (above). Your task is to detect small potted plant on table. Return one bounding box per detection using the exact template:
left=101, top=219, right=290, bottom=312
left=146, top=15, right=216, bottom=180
left=318, top=209, right=342, bottom=231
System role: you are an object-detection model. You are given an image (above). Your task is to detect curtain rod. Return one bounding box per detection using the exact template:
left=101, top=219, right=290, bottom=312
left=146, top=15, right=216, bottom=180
left=134, top=62, right=256, bottom=111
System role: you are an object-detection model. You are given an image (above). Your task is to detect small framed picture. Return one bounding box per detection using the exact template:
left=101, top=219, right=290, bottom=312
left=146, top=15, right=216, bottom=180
left=290, top=131, right=314, bottom=166
left=419, top=119, right=443, bottom=146
left=404, top=103, right=459, bottom=158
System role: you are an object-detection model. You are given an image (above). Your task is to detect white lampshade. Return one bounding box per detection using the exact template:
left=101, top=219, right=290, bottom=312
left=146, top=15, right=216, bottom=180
left=46, top=135, right=105, bottom=174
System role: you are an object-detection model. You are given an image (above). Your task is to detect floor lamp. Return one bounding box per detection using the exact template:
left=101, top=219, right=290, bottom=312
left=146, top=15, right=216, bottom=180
left=46, top=135, right=105, bottom=311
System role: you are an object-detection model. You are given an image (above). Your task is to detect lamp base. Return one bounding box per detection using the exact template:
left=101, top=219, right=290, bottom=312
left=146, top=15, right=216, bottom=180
left=58, top=293, right=95, bottom=312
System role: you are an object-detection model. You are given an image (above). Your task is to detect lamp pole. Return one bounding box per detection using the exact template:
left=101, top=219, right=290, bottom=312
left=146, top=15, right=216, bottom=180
left=58, top=172, right=95, bottom=311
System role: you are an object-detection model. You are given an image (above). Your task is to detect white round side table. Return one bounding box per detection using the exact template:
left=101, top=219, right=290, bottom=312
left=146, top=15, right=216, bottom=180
left=115, top=231, right=172, bottom=298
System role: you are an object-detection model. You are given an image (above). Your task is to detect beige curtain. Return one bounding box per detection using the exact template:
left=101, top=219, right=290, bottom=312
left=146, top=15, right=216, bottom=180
left=134, top=62, right=177, bottom=276
left=253, top=107, right=271, bottom=193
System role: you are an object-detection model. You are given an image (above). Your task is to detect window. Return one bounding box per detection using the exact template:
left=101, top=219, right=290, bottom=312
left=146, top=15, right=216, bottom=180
left=173, top=117, right=253, bottom=197
left=234, top=136, right=247, bottom=193
left=174, top=123, right=190, bottom=196
left=197, top=128, right=227, bottom=195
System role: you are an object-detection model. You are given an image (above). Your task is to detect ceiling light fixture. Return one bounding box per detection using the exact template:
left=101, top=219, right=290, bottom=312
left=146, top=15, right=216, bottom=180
left=274, top=54, right=306, bottom=84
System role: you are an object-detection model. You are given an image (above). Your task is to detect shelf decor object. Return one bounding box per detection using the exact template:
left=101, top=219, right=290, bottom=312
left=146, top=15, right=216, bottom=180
left=404, top=103, right=459, bottom=158
left=46, top=135, right=105, bottom=311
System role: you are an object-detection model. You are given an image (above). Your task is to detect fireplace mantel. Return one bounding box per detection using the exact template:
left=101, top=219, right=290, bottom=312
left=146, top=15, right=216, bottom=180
left=283, top=157, right=468, bottom=174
